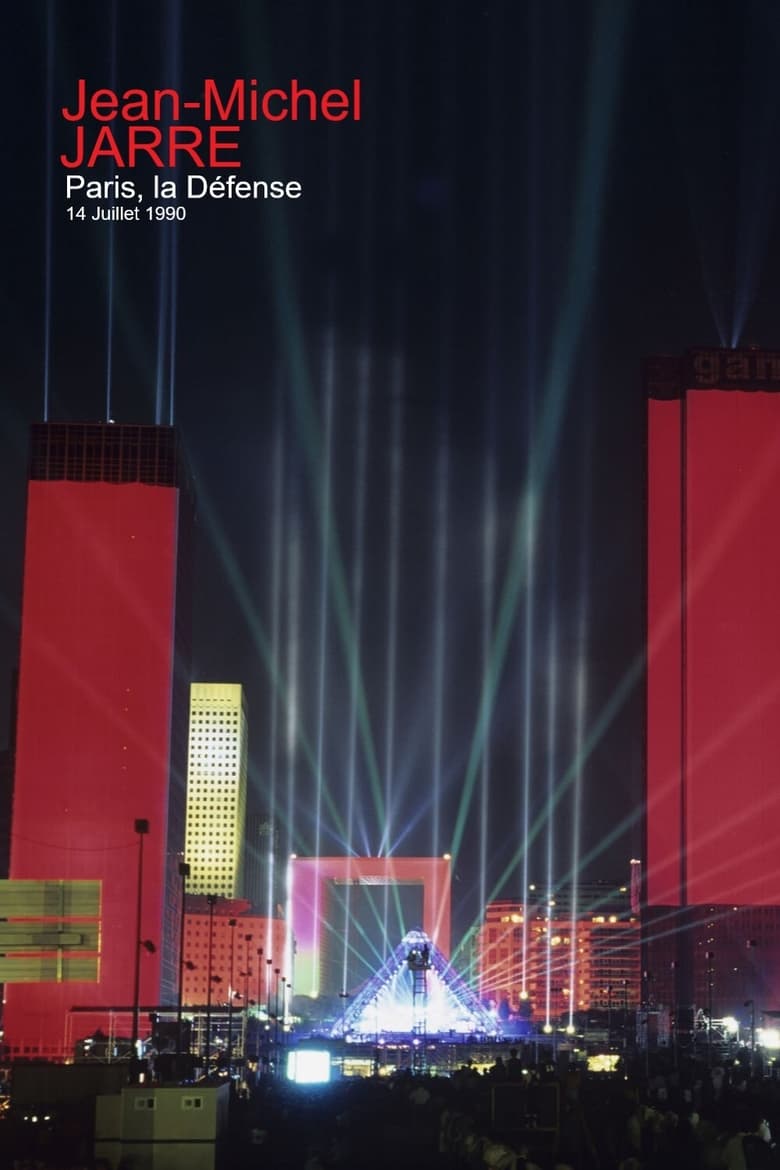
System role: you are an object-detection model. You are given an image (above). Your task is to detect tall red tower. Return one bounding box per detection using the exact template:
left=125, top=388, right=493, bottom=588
left=645, top=350, right=780, bottom=1014
left=4, top=423, right=191, bottom=1059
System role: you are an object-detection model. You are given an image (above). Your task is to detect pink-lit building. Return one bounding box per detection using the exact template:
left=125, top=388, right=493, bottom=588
left=181, top=897, right=287, bottom=1012
left=645, top=350, right=780, bottom=1015
left=4, top=423, right=191, bottom=1060
left=477, top=884, right=640, bottom=1023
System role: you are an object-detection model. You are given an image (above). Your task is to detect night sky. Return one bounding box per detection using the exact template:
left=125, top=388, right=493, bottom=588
left=3, top=0, right=780, bottom=953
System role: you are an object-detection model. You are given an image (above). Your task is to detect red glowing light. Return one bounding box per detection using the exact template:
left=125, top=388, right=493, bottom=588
left=5, top=480, right=182, bottom=1058
left=647, top=388, right=780, bottom=907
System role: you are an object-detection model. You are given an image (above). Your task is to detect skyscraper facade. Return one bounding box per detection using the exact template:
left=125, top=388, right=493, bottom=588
left=645, top=349, right=780, bottom=1013
left=184, top=683, right=248, bottom=898
left=4, top=423, right=191, bottom=1059
left=181, top=903, right=286, bottom=1011
left=477, top=882, right=640, bottom=1022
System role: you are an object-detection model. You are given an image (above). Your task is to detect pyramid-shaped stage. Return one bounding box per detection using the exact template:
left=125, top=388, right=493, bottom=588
left=333, top=929, right=498, bottom=1039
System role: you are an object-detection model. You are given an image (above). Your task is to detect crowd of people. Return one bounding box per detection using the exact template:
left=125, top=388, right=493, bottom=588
left=232, top=1049, right=780, bottom=1169
left=4, top=1048, right=780, bottom=1169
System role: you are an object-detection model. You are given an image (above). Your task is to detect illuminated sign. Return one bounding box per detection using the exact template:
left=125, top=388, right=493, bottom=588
left=645, top=349, right=780, bottom=399
left=0, top=879, right=100, bottom=983
left=687, top=349, right=780, bottom=389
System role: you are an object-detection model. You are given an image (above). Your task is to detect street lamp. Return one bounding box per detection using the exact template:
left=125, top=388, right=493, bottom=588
left=284, top=980, right=292, bottom=1048
left=204, top=894, right=218, bottom=1069
left=339, top=991, right=351, bottom=1075
left=641, top=969, right=654, bottom=1075
left=237, top=971, right=253, bottom=1064
left=176, top=860, right=190, bottom=1057
left=275, top=970, right=283, bottom=1052
left=746, top=939, right=759, bottom=1076
left=255, top=949, right=263, bottom=1002
left=339, top=990, right=350, bottom=1036
left=705, top=951, right=715, bottom=1067
left=131, top=818, right=150, bottom=1064
left=243, top=934, right=253, bottom=1062
left=255, top=948, right=264, bottom=1063
left=670, top=960, right=679, bottom=1069
left=227, top=918, right=237, bottom=1076
left=264, top=956, right=273, bottom=1069
left=745, top=999, right=756, bottom=1076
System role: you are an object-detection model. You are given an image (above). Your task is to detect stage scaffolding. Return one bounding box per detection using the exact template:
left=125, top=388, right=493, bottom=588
left=64, top=1004, right=271, bottom=1066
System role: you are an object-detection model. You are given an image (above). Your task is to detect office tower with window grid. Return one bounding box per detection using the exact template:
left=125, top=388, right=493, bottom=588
left=185, top=683, right=248, bottom=899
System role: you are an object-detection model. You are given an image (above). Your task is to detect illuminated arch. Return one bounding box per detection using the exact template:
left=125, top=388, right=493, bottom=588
left=290, top=856, right=451, bottom=998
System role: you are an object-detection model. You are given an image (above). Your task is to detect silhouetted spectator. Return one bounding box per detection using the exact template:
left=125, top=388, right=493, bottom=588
left=506, top=1047, right=524, bottom=1081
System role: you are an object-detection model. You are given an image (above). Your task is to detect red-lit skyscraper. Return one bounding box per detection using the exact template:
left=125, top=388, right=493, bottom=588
left=4, top=423, right=191, bottom=1059
left=645, top=349, right=780, bottom=1015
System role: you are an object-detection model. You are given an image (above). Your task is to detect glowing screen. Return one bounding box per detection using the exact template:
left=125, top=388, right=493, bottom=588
left=286, top=1049, right=332, bottom=1084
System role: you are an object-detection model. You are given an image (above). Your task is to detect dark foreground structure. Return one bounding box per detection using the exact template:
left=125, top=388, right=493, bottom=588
left=4, top=1047, right=780, bottom=1170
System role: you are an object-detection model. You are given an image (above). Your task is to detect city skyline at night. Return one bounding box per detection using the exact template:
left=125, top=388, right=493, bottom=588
left=4, top=1, right=780, bottom=994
